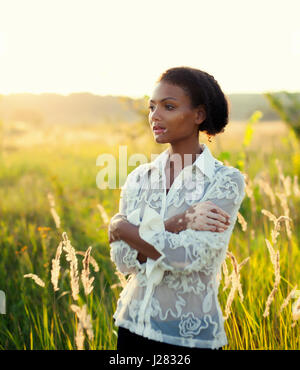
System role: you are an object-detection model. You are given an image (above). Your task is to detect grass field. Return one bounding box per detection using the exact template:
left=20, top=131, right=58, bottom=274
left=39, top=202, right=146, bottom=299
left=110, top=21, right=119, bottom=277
left=0, top=116, right=299, bottom=350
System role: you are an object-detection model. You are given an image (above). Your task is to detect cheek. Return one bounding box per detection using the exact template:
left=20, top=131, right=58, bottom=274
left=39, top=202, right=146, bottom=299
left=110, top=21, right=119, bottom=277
left=170, top=112, right=185, bottom=125
left=178, top=113, right=186, bottom=121
left=171, top=113, right=192, bottom=131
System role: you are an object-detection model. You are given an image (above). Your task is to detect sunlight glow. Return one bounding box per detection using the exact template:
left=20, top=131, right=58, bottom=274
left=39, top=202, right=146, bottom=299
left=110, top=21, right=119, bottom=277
left=0, top=0, right=299, bottom=98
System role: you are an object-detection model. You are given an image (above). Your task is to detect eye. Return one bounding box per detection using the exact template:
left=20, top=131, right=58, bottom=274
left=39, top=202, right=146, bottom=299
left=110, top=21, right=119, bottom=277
left=165, top=104, right=174, bottom=110
left=148, top=104, right=174, bottom=111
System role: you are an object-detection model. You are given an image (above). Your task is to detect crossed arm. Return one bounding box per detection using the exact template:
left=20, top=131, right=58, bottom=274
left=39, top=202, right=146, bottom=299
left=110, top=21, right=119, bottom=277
left=108, top=203, right=231, bottom=263
left=108, top=212, right=188, bottom=262
left=108, top=169, right=244, bottom=273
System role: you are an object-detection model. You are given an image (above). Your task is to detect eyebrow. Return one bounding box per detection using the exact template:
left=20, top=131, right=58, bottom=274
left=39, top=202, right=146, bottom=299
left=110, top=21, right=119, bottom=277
left=149, top=97, right=178, bottom=103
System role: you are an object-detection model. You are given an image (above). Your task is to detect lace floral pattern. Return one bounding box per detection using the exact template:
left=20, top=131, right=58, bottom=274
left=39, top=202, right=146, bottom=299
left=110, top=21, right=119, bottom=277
left=110, top=241, right=140, bottom=275
left=179, top=312, right=216, bottom=338
left=110, top=143, right=246, bottom=349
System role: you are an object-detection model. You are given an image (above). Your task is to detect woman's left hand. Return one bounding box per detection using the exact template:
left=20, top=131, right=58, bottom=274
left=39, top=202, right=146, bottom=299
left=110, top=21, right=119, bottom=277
left=108, top=214, right=127, bottom=243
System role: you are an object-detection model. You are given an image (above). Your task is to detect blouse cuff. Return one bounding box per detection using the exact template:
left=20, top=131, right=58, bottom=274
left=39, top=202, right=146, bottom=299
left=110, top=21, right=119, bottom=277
left=123, top=208, right=144, bottom=271
left=138, top=204, right=167, bottom=285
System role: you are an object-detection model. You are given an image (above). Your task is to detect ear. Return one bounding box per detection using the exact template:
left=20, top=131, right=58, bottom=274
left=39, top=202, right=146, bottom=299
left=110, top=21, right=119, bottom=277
left=195, top=105, right=206, bottom=125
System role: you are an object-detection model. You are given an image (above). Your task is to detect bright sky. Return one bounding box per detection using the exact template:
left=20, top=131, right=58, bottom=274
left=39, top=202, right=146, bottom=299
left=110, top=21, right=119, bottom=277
left=0, top=0, right=299, bottom=98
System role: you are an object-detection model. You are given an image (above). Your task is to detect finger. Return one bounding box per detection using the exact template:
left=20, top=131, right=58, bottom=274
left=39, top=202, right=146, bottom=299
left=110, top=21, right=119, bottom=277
left=207, top=224, right=219, bottom=232
left=207, top=202, right=228, bottom=216
left=191, top=221, right=212, bottom=231
left=109, top=230, right=115, bottom=242
left=220, top=209, right=231, bottom=219
left=209, top=225, right=226, bottom=232
left=207, top=212, right=228, bottom=224
left=214, top=220, right=229, bottom=228
left=210, top=220, right=228, bottom=228
left=202, top=224, right=216, bottom=231
left=207, top=212, right=230, bottom=225
left=206, top=221, right=228, bottom=231
left=210, top=207, right=230, bottom=220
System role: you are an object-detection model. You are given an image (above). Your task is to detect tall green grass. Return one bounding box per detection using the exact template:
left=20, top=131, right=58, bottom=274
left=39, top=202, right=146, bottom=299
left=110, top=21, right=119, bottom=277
left=0, top=118, right=299, bottom=349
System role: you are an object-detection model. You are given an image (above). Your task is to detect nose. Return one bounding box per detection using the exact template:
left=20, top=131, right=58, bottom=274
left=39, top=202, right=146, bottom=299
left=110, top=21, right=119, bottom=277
left=149, top=106, right=162, bottom=123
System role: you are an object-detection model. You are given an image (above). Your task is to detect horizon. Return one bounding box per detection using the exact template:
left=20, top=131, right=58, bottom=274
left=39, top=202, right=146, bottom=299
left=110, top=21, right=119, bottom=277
left=1, top=89, right=299, bottom=100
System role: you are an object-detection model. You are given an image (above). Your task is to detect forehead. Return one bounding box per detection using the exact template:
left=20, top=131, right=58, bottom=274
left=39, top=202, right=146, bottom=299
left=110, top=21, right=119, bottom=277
left=150, top=81, right=190, bottom=102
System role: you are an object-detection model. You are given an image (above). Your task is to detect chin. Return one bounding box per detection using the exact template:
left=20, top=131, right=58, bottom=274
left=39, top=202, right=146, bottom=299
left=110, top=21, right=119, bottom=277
left=154, top=137, right=169, bottom=144
left=153, top=133, right=169, bottom=143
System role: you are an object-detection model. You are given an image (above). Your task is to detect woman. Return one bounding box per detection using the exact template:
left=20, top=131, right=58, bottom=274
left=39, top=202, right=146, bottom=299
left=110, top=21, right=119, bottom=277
left=108, top=66, right=246, bottom=352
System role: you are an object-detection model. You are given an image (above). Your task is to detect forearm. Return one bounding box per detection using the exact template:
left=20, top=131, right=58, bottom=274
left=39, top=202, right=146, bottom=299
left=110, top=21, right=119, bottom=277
left=164, top=212, right=187, bottom=234
left=117, top=212, right=187, bottom=261
left=118, top=220, right=162, bottom=260
left=113, top=211, right=186, bottom=234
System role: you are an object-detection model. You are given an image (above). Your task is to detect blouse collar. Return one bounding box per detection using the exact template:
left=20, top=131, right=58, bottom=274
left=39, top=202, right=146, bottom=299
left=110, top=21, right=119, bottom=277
left=146, top=143, right=220, bottom=181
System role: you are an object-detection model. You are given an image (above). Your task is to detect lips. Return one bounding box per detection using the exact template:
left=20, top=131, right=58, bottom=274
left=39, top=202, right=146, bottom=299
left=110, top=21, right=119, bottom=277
left=153, top=125, right=165, bottom=130
left=153, top=128, right=167, bottom=135
left=153, top=125, right=167, bottom=135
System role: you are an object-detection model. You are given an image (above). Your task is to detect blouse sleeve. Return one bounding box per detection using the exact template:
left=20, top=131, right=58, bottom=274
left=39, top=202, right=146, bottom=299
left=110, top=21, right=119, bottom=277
left=109, top=173, right=143, bottom=276
left=138, top=169, right=246, bottom=276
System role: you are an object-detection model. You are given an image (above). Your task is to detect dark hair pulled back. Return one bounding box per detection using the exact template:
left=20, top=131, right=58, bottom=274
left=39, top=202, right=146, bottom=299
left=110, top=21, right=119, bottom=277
left=157, top=66, right=229, bottom=140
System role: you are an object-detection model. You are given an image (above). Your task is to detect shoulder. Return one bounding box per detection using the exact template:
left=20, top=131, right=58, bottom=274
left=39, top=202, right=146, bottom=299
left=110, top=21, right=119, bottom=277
left=215, top=161, right=245, bottom=185
left=212, top=162, right=246, bottom=202
left=125, top=163, right=151, bottom=188
left=128, top=163, right=151, bottom=179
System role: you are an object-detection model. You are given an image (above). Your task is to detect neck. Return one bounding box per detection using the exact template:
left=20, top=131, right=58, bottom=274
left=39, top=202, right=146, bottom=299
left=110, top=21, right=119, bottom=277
left=167, top=141, right=204, bottom=168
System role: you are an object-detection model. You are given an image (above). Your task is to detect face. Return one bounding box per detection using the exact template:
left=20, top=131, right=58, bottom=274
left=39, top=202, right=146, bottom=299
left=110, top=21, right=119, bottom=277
left=148, top=81, right=206, bottom=144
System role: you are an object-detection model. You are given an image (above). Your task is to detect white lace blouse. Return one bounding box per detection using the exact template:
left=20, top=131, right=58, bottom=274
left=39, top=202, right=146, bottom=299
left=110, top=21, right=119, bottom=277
left=110, top=143, right=246, bottom=349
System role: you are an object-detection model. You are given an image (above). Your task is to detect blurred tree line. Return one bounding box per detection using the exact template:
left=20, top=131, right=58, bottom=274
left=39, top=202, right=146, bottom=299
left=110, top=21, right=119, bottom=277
left=0, top=91, right=299, bottom=127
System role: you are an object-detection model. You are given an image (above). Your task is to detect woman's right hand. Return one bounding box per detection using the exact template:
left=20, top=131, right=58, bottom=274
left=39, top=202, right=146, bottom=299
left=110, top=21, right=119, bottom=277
left=184, top=201, right=231, bottom=232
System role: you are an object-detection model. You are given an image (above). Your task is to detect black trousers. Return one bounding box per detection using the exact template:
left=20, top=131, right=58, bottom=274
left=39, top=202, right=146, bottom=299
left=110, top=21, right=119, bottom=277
left=117, top=326, right=222, bottom=352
